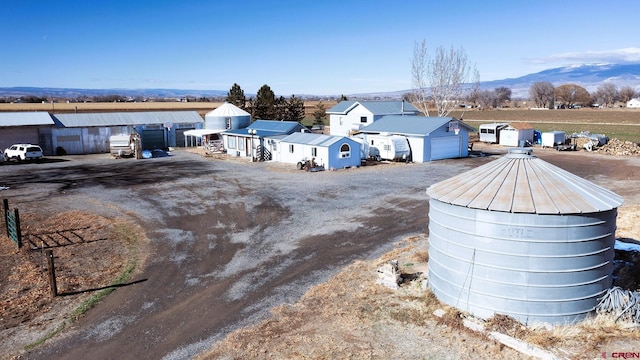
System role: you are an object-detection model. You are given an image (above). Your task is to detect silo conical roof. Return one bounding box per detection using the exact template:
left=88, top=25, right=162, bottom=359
left=427, top=149, right=623, bottom=214
left=206, top=102, right=250, bottom=117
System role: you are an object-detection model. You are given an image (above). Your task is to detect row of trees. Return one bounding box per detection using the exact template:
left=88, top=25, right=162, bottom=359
left=226, top=83, right=328, bottom=124
left=529, top=82, right=637, bottom=109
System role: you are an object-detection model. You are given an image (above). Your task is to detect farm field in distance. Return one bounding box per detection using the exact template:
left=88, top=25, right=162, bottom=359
left=2, top=101, right=639, bottom=142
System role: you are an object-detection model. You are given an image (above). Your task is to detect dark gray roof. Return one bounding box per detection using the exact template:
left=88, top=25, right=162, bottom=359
left=327, top=100, right=420, bottom=115
left=361, top=115, right=475, bottom=136
left=427, top=149, right=623, bottom=214
left=53, top=111, right=203, bottom=127
left=0, top=112, right=54, bottom=127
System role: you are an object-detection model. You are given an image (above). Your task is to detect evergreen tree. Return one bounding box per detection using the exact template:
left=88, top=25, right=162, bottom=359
left=338, top=94, right=348, bottom=102
left=312, top=101, right=327, bottom=125
left=254, top=84, right=276, bottom=120
left=274, top=96, right=288, bottom=120
left=226, top=83, right=246, bottom=109
left=287, top=95, right=305, bottom=121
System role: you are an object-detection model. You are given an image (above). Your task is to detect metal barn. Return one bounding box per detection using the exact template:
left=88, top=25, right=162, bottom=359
left=426, top=148, right=623, bottom=325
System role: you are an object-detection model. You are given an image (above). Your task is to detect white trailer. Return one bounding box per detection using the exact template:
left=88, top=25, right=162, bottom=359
left=478, top=123, right=508, bottom=143
left=369, top=135, right=411, bottom=161
left=541, top=131, right=566, bottom=148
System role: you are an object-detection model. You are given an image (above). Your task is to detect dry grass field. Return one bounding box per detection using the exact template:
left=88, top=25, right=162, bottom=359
left=2, top=101, right=639, bottom=142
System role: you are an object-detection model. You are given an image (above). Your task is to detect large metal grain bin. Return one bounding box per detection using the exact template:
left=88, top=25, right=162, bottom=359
left=426, top=148, right=623, bottom=325
left=204, top=102, right=251, bottom=130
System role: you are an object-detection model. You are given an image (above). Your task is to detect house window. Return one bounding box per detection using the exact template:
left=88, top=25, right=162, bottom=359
left=340, top=143, right=351, bottom=158
left=480, top=129, right=488, bottom=134
left=228, top=136, right=237, bottom=149
left=339, top=117, right=343, bottom=126
left=311, top=147, right=317, bottom=157
left=488, top=129, right=495, bottom=134
left=225, top=117, right=232, bottom=129
left=360, top=116, right=367, bottom=123
left=289, top=144, right=294, bottom=153
left=238, top=137, right=245, bottom=151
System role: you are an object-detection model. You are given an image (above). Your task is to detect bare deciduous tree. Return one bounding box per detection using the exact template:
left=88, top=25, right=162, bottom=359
left=411, top=40, right=477, bottom=117
left=529, top=81, right=555, bottom=108
left=554, top=84, right=591, bottom=108
left=619, top=86, right=637, bottom=104
left=594, top=83, right=619, bottom=108
left=494, top=86, right=512, bottom=108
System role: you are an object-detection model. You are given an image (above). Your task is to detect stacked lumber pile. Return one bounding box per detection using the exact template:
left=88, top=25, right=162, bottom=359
left=596, top=138, right=640, bottom=156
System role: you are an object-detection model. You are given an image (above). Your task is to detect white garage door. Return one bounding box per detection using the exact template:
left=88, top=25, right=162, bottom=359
left=430, top=136, right=461, bottom=160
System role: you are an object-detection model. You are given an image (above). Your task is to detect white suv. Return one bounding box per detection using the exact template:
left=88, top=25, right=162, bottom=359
left=4, top=144, right=44, bottom=162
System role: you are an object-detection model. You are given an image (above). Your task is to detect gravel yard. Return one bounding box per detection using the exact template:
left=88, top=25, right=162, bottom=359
left=1, top=146, right=639, bottom=359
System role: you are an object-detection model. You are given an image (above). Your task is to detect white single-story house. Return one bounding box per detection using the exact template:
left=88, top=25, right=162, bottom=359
left=274, top=132, right=362, bottom=170
left=627, top=98, right=640, bottom=108
left=355, top=116, right=475, bottom=162
left=327, top=100, right=420, bottom=137
left=498, top=122, right=535, bottom=147
left=221, top=120, right=308, bottom=160
left=0, top=112, right=55, bottom=154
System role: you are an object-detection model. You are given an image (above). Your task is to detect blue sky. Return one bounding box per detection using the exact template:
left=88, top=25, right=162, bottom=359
left=2, top=0, right=638, bottom=95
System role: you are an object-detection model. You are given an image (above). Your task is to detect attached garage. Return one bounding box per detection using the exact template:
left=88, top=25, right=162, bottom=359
left=358, top=116, right=475, bottom=163
left=430, top=136, right=462, bottom=160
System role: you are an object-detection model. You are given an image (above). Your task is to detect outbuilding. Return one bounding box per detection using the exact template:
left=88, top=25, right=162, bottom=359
left=356, top=115, right=475, bottom=162
left=478, top=123, right=508, bottom=143
left=426, top=148, right=623, bottom=325
left=276, top=132, right=362, bottom=170
left=52, top=111, right=204, bottom=154
left=498, top=122, right=535, bottom=147
left=0, top=112, right=55, bottom=155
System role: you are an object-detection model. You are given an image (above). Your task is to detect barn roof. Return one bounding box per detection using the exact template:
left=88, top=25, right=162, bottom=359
left=427, top=148, right=623, bottom=214
left=280, top=132, right=353, bottom=147
left=0, top=112, right=54, bottom=127
left=53, top=111, right=203, bottom=127
left=327, top=100, right=420, bottom=115
left=205, top=102, right=250, bottom=117
left=361, top=116, right=475, bottom=136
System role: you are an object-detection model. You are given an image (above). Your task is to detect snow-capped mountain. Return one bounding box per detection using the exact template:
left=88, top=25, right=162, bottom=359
left=479, top=63, right=640, bottom=98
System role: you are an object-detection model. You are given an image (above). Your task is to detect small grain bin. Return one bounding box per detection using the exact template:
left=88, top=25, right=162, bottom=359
left=204, top=102, right=251, bottom=130
left=426, top=148, right=623, bottom=325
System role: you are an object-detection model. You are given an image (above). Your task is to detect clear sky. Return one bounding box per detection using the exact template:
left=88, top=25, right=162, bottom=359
left=2, top=0, right=638, bottom=96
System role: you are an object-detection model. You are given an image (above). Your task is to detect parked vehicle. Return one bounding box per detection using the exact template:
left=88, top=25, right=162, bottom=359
left=4, top=144, right=43, bottom=162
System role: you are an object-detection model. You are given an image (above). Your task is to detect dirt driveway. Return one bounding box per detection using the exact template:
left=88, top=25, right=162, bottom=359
left=2, top=146, right=639, bottom=359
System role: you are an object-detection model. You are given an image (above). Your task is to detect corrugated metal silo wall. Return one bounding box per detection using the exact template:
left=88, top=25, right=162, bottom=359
left=205, top=115, right=250, bottom=130
left=427, top=198, right=617, bottom=325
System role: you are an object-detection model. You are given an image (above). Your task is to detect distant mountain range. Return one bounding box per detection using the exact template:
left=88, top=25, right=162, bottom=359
left=1, top=63, right=639, bottom=100
left=351, top=63, right=640, bottom=99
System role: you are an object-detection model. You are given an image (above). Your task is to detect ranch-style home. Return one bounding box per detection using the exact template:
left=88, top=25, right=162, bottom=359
left=627, top=98, right=640, bottom=108
left=355, top=115, right=475, bottom=162
left=221, top=120, right=308, bottom=160
left=274, top=132, right=362, bottom=170
left=327, top=100, right=421, bottom=137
